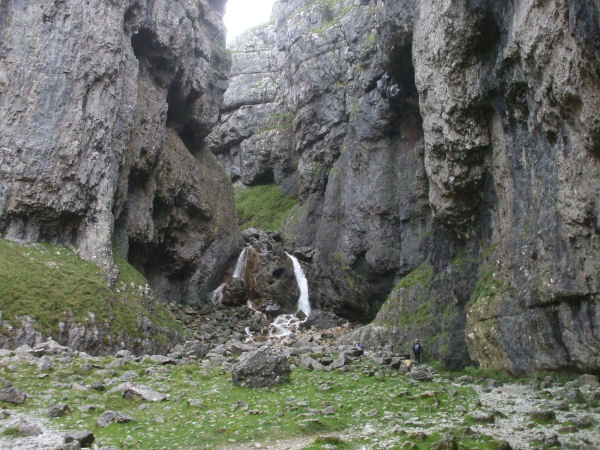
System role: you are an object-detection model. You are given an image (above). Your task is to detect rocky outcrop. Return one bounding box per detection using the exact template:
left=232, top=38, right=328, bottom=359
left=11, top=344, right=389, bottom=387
left=219, top=230, right=299, bottom=314
left=206, top=24, right=297, bottom=193
left=0, top=0, right=240, bottom=303
left=212, top=0, right=600, bottom=373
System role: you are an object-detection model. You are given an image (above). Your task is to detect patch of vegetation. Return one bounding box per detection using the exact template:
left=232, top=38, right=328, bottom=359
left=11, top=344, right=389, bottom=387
left=372, top=262, right=435, bottom=328
left=210, top=43, right=231, bottom=69
left=256, top=112, right=295, bottom=135
left=0, top=355, right=507, bottom=449
left=468, top=269, right=510, bottom=307
left=1, top=427, right=23, bottom=437
left=446, top=364, right=514, bottom=383
left=235, top=184, right=299, bottom=231
left=394, top=262, right=434, bottom=291
left=305, top=435, right=350, bottom=449
left=310, top=0, right=355, bottom=36
left=362, top=32, right=376, bottom=49
left=0, top=239, right=179, bottom=343
left=113, top=247, right=181, bottom=339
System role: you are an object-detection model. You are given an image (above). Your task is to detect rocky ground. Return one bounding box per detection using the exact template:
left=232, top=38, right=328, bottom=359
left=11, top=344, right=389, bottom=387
left=0, top=305, right=598, bottom=449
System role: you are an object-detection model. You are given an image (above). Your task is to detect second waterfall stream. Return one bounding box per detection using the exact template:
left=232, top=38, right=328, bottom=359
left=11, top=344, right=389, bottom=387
left=285, top=252, right=311, bottom=317
left=268, top=252, right=311, bottom=338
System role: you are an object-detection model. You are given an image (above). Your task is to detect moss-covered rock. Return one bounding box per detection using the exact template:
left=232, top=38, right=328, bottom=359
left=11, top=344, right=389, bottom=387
left=0, top=239, right=181, bottom=354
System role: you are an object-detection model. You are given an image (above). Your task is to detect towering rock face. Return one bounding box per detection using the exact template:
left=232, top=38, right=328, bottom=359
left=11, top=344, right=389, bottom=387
left=0, top=0, right=240, bottom=303
left=215, top=0, right=600, bottom=373
left=206, top=24, right=297, bottom=193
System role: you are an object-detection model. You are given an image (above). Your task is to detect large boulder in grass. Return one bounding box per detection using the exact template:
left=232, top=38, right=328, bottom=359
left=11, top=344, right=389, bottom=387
left=231, top=347, right=290, bottom=388
left=97, top=410, right=135, bottom=427
left=0, top=386, right=27, bottom=404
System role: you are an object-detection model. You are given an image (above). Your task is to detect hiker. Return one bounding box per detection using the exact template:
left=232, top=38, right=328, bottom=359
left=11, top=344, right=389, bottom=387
left=412, top=339, right=423, bottom=364
left=353, top=341, right=364, bottom=356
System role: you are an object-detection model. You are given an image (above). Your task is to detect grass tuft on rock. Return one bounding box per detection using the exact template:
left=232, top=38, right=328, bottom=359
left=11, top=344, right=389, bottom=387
left=234, top=184, right=298, bottom=231
left=0, top=427, right=24, bottom=437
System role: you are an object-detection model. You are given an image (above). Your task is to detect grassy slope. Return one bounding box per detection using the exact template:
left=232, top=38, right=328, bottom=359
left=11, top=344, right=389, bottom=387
left=0, top=355, right=519, bottom=449
left=235, top=184, right=298, bottom=231
left=0, top=239, right=180, bottom=342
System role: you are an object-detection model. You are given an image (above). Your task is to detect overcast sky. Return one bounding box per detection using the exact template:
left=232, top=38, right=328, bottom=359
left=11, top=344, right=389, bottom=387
left=224, top=0, right=276, bottom=43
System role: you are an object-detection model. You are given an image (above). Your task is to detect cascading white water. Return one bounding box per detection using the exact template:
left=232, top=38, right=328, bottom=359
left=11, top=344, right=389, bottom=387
left=210, top=283, right=225, bottom=305
left=210, top=247, right=249, bottom=305
left=267, top=252, right=312, bottom=339
left=233, top=246, right=249, bottom=279
left=286, top=252, right=311, bottom=316
left=244, top=326, right=254, bottom=343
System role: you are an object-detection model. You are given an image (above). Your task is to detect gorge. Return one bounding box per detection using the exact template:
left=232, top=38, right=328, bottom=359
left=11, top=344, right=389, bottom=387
left=1, top=0, right=599, bottom=377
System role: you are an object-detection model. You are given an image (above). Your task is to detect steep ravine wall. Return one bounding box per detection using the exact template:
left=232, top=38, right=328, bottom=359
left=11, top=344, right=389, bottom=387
left=0, top=0, right=241, bottom=305
left=213, top=0, right=600, bottom=373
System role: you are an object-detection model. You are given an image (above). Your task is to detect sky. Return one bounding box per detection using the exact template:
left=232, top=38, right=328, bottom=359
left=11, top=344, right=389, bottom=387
left=224, top=0, right=276, bottom=43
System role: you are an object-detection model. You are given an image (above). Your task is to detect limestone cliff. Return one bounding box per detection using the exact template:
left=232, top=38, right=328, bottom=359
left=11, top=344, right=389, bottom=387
left=0, top=0, right=240, bottom=304
left=214, top=0, right=600, bottom=373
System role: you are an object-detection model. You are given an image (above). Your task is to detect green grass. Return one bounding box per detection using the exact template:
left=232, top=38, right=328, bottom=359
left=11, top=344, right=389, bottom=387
left=256, top=112, right=295, bottom=135
left=0, top=355, right=507, bottom=449
left=235, top=184, right=299, bottom=231
left=468, top=270, right=510, bottom=306
left=0, top=239, right=180, bottom=344
left=0, top=427, right=24, bottom=437
left=393, top=262, right=434, bottom=291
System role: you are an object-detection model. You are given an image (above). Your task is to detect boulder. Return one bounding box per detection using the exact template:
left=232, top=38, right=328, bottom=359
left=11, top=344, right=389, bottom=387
left=48, top=403, right=71, bottom=418
left=147, top=355, right=176, bottom=365
left=0, top=386, right=27, bottom=404
left=222, top=278, right=248, bottom=307
left=570, top=374, right=599, bottom=389
left=231, top=347, right=291, bottom=387
left=121, top=384, right=166, bottom=402
left=529, top=410, right=556, bottom=423
left=181, top=340, right=211, bottom=359
left=407, top=365, right=434, bottom=382
left=91, top=381, right=106, bottom=391
left=300, top=355, right=324, bottom=371
left=469, top=411, right=495, bottom=424
left=430, top=434, right=458, bottom=450
left=326, top=354, right=347, bottom=371
left=38, top=355, right=54, bottom=371
left=97, top=410, right=135, bottom=427
left=16, top=420, right=43, bottom=437
left=64, top=430, right=95, bottom=448
left=300, top=310, right=344, bottom=330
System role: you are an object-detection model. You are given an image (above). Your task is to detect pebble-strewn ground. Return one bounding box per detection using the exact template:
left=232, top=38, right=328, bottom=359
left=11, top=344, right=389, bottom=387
left=0, top=322, right=598, bottom=449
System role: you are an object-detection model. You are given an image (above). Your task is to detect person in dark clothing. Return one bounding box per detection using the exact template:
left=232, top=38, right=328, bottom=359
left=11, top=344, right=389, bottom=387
left=353, top=341, right=364, bottom=356
left=412, top=339, right=423, bottom=364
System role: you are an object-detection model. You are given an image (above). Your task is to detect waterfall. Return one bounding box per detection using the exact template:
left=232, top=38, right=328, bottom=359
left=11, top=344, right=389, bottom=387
left=233, top=246, right=249, bottom=279
left=210, top=283, right=225, bottom=305
left=286, top=252, right=311, bottom=316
